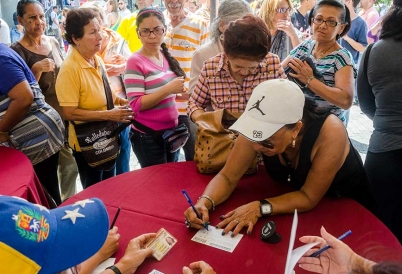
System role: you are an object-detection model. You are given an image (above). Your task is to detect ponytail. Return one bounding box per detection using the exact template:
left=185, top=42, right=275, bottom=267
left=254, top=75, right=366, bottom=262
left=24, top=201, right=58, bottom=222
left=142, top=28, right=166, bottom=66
left=161, top=43, right=186, bottom=78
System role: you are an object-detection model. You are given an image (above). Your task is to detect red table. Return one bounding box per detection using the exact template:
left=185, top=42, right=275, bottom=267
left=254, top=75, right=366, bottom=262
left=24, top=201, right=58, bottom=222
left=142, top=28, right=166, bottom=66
left=64, top=162, right=402, bottom=273
left=0, top=146, right=49, bottom=208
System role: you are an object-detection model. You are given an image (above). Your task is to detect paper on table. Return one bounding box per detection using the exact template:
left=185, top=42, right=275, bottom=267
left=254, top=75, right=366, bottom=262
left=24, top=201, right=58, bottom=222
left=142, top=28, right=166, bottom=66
left=284, top=210, right=320, bottom=274
left=93, top=258, right=116, bottom=274
left=191, top=225, right=243, bottom=253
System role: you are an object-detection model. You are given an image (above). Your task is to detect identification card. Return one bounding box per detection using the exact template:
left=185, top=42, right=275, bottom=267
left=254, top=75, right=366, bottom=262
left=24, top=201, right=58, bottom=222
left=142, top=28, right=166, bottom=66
left=146, top=228, right=177, bottom=261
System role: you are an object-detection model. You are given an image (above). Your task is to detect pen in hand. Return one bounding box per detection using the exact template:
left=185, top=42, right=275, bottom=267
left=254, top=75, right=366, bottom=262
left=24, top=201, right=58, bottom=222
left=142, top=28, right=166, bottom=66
left=110, top=207, right=121, bottom=229
left=309, top=230, right=352, bottom=257
left=182, top=190, right=209, bottom=230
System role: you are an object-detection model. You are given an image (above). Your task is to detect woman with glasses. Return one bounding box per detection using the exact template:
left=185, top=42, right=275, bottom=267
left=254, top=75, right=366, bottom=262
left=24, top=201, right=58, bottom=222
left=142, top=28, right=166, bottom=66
left=282, top=0, right=354, bottom=124
left=125, top=7, right=186, bottom=168
left=184, top=79, right=376, bottom=235
left=188, top=14, right=285, bottom=122
left=259, top=0, right=301, bottom=61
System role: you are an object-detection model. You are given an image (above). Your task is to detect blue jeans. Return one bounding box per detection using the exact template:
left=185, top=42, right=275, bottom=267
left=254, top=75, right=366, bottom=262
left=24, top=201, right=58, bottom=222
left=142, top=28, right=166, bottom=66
left=130, top=128, right=179, bottom=168
left=178, top=115, right=197, bottom=161
left=116, top=126, right=131, bottom=175
left=72, top=151, right=116, bottom=189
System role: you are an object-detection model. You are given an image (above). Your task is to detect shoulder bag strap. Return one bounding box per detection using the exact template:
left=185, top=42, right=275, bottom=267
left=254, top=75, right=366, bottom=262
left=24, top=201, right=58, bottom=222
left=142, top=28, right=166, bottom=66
left=100, top=64, right=115, bottom=110
left=363, top=43, right=374, bottom=79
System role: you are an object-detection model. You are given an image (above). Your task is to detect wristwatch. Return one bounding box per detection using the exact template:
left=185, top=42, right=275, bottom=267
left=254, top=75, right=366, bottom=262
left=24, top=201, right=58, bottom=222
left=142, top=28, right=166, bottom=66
left=259, top=199, right=272, bottom=217
left=105, top=265, right=122, bottom=274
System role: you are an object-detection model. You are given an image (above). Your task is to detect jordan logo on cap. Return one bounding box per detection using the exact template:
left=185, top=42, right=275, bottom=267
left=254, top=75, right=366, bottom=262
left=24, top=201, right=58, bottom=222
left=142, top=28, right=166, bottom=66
left=248, top=96, right=265, bottom=115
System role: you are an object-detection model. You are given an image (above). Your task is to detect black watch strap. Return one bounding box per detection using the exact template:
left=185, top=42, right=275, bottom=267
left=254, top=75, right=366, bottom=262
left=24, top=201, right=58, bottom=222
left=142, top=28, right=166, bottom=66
left=105, top=265, right=122, bottom=274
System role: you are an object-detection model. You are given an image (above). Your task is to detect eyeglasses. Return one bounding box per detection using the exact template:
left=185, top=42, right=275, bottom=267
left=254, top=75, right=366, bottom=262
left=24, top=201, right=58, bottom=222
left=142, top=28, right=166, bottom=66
left=312, top=17, right=341, bottom=27
left=276, top=7, right=292, bottom=13
left=138, top=27, right=165, bottom=37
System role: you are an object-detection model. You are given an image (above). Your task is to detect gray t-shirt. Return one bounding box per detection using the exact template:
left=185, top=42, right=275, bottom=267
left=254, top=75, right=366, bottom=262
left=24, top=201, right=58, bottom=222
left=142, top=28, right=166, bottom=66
left=357, top=38, right=402, bottom=153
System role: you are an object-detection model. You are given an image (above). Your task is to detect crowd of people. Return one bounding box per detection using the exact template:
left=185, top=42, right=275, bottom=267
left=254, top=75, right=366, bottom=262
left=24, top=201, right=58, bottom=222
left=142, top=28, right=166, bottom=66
left=1, top=0, right=402, bottom=272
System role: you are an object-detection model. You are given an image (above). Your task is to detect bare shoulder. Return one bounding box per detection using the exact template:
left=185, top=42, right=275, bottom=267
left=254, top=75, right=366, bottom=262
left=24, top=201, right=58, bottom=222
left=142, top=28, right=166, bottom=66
left=312, top=114, right=349, bottom=157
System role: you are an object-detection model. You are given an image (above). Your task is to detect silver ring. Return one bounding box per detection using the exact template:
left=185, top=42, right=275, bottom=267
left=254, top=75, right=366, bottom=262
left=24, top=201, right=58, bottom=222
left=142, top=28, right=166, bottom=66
left=234, top=219, right=239, bottom=225
left=185, top=219, right=191, bottom=228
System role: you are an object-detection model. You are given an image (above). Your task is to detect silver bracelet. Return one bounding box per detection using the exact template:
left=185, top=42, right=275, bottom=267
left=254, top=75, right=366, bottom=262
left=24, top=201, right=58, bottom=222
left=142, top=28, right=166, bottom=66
left=305, top=75, right=315, bottom=88
left=198, top=195, right=215, bottom=211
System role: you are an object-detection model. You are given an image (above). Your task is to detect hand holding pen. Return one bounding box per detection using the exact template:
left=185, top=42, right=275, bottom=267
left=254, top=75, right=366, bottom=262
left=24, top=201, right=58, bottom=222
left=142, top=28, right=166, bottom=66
left=298, top=227, right=374, bottom=274
left=182, top=190, right=209, bottom=230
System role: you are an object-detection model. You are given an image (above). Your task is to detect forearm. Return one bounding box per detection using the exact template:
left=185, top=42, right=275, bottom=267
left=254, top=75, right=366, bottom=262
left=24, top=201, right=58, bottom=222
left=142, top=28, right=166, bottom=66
left=344, top=37, right=367, bottom=53
left=63, top=107, right=112, bottom=122
left=200, top=173, right=238, bottom=208
left=78, top=253, right=106, bottom=274
left=138, top=86, right=171, bottom=111
left=30, top=63, right=43, bottom=81
left=0, top=98, right=31, bottom=132
left=351, top=254, right=376, bottom=274
left=307, top=79, right=353, bottom=109
left=289, top=30, right=301, bottom=49
left=190, top=109, right=205, bottom=122
left=266, top=190, right=320, bottom=215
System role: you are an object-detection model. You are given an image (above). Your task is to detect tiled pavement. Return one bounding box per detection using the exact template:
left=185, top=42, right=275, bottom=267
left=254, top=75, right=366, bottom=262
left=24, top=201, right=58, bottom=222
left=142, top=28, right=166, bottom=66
left=77, top=105, right=373, bottom=191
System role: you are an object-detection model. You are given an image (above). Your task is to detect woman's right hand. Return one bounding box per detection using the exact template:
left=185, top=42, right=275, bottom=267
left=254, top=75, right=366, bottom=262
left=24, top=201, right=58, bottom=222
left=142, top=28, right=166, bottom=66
left=182, top=261, right=216, bottom=274
left=167, top=77, right=186, bottom=95
left=107, top=106, right=134, bottom=123
left=184, top=202, right=210, bottom=229
left=32, top=58, right=56, bottom=73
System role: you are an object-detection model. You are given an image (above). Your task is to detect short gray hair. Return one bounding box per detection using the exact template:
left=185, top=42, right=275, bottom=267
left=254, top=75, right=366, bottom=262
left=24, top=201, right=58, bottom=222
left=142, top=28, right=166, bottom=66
left=210, top=0, right=253, bottom=42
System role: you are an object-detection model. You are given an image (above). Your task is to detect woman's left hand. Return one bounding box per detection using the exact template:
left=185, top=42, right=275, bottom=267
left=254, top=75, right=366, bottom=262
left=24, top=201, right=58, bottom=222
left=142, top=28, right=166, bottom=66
left=288, top=58, right=314, bottom=84
left=216, top=201, right=261, bottom=237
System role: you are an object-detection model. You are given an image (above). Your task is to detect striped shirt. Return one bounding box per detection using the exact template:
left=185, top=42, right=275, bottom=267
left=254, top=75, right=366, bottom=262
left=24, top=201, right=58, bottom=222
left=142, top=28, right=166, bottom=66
left=125, top=52, right=179, bottom=132
left=164, top=12, right=209, bottom=114
left=290, top=40, right=356, bottom=122
left=187, top=52, right=286, bottom=116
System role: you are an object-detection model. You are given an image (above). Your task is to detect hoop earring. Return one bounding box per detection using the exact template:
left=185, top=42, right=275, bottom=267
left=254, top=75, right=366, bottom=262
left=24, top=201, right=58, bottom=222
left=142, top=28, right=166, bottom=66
left=219, top=33, right=224, bottom=41
left=292, top=138, right=296, bottom=148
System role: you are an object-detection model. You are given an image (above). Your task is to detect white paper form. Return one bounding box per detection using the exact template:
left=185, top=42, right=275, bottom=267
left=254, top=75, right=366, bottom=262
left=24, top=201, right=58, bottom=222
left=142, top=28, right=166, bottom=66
left=284, top=210, right=320, bottom=274
left=191, top=225, right=243, bottom=253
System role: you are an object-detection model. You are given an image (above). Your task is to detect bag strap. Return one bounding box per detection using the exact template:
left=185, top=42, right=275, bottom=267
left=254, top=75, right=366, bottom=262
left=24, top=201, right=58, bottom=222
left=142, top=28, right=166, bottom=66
left=100, top=64, right=115, bottom=110
left=363, top=43, right=374, bottom=79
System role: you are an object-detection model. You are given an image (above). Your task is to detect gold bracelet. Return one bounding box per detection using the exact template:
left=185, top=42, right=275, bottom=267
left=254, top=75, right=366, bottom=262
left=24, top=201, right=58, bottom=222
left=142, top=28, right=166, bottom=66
left=305, top=75, right=315, bottom=88
left=0, top=130, right=8, bottom=135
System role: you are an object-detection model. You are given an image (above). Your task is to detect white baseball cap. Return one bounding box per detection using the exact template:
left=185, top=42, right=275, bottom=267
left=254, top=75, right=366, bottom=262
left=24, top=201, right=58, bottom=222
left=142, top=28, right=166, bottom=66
left=230, top=79, right=305, bottom=141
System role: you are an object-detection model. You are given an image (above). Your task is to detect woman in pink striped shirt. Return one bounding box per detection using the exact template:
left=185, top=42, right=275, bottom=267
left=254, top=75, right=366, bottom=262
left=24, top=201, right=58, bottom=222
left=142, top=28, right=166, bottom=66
left=125, top=7, right=186, bottom=168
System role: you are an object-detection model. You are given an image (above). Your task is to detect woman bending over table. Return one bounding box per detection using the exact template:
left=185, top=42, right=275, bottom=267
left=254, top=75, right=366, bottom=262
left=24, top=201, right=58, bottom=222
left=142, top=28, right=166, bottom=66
left=184, top=79, right=376, bottom=236
left=281, top=0, right=355, bottom=124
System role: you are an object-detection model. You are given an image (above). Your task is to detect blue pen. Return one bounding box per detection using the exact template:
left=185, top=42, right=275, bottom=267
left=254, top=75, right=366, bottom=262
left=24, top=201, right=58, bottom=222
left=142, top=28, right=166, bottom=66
left=182, top=190, right=209, bottom=230
left=310, top=230, right=352, bottom=257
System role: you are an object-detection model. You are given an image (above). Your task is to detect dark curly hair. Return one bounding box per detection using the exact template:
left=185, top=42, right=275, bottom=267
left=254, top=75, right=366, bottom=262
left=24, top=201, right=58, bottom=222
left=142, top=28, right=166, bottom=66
left=223, top=14, right=271, bottom=61
left=64, top=8, right=97, bottom=45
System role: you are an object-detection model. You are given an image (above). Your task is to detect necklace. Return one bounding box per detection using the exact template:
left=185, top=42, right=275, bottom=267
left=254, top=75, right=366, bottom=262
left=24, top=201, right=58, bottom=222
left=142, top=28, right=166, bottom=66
left=314, top=41, right=337, bottom=59
left=281, top=145, right=302, bottom=182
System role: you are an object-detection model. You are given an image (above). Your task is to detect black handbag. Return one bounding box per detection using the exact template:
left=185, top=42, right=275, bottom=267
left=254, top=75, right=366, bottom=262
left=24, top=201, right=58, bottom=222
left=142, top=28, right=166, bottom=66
left=284, top=56, right=324, bottom=96
left=70, top=65, right=121, bottom=171
left=132, top=120, right=190, bottom=153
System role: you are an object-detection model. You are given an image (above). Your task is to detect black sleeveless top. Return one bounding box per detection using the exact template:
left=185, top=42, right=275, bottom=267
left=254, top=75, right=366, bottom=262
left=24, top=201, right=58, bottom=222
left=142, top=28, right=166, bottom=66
left=263, top=114, right=377, bottom=213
